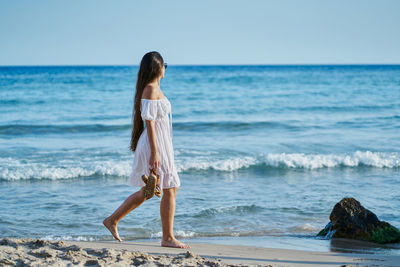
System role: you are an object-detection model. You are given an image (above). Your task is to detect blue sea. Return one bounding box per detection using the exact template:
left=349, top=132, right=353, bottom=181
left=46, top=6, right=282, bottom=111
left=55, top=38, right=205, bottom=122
left=1, top=65, right=399, bottom=253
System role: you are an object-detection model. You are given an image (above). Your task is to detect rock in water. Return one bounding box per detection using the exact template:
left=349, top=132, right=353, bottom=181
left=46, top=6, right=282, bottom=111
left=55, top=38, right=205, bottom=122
left=317, top=197, right=400, bottom=244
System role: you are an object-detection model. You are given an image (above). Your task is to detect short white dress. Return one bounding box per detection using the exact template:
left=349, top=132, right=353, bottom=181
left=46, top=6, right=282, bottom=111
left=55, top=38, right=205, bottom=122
left=128, top=96, right=180, bottom=189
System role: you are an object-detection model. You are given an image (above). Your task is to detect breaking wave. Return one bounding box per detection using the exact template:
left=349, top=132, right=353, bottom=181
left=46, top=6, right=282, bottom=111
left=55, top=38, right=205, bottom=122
left=1, top=150, right=398, bottom=181
left=176, top=150, right=400, bottom=172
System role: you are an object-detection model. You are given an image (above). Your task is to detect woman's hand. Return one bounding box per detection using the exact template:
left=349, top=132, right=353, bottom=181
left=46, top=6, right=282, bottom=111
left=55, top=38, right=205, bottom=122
left=149, top=151, right=160, bottom=170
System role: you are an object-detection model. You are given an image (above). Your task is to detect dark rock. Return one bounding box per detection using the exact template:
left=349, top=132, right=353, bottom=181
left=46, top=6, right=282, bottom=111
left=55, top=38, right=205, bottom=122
left=317, top=197, right=400, bottom=244
left=84, top=259, right=100, bottom=266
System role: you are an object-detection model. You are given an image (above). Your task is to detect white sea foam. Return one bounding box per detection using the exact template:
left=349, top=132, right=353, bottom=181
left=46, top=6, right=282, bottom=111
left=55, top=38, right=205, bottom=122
left=176, top=156, right=257, bottom=172
left=150, top=230, right=197, bottom=239
left=262, top=150, right=400, bottom=169
left=289, top=223, right=319, bottom=233
left=1, top=150, right=398, bottom=181
left=41, top=230, right=278, bottom=241
left=41, top=235, right=98, bottom=242
left=0, top=157, right=131, bottom=181
left=175, top=150, right=400, bottom=171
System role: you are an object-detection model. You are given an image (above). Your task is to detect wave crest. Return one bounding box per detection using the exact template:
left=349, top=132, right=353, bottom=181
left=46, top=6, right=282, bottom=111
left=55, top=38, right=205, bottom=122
left=176, top=150, right=400, bottom=172
left=0, top=158, right=131, bottom=181
left=1, top=150, right=398, bottom=181
left=261, top=150, right=400, bottom=169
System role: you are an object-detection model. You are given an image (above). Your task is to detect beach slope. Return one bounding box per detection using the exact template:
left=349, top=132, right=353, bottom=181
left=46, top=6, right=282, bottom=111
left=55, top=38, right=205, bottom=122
left=1, top=237, right=399, bottom=266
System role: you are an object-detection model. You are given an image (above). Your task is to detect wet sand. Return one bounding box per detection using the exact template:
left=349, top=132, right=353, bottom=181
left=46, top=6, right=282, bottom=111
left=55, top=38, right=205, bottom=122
left=1, top=237, right=400, bottom=266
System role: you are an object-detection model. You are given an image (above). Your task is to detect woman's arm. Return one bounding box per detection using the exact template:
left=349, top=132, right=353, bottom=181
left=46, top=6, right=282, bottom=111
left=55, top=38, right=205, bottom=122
left=145, top=120, right=160, bottom=170
left=142, top=84, right=161, bottom=170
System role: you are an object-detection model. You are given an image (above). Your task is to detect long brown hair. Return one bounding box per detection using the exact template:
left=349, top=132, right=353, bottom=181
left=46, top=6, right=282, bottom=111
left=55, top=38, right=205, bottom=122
left=130, top=51, right=164, bottom=152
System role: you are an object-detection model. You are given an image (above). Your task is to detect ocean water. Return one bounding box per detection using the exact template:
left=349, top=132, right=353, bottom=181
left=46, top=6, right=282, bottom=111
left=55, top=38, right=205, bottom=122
left=1, top=65, right=399, bottom=252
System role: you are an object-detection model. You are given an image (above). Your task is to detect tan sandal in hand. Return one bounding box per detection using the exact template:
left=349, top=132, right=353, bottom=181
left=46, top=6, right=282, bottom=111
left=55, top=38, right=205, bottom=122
left=142, top=168, right=161, bottom=199
left=152, top=169, right=162, bottom=197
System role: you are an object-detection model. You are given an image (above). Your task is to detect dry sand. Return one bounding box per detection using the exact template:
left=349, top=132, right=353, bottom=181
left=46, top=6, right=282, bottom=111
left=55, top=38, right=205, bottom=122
left=0, top=237, right=399, bottom=266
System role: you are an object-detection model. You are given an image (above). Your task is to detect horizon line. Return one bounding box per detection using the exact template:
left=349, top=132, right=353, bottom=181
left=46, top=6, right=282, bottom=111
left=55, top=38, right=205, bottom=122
left=1, top=63, right=400, bottom=67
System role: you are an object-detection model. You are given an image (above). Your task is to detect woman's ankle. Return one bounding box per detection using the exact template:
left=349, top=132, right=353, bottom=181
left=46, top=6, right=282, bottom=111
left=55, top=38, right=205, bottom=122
left=104, top=216, right=118, bottom=225
left=162, top=235, right=175, bottom=242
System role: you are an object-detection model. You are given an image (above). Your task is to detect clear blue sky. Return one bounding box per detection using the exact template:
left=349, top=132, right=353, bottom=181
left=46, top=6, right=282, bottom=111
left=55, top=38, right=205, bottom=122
left=1, top=0, right=399, bottom=65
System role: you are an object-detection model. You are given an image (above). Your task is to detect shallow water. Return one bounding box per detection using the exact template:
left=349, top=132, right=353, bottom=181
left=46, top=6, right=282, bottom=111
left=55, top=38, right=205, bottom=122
left=0, top=65, right=399, bottom=252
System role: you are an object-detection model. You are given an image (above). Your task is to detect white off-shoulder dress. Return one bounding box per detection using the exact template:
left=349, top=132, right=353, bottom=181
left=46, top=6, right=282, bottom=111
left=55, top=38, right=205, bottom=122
left=128, top=97, right=180, bottom=189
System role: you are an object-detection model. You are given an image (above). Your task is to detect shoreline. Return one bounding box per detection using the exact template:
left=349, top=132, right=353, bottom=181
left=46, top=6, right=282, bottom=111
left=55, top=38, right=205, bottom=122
left=1, top=237, right=399, bottom=266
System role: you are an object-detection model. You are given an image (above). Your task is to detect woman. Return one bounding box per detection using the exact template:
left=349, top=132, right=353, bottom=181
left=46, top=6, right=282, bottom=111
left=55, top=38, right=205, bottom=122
left=103, top=51, right=189, bottom=249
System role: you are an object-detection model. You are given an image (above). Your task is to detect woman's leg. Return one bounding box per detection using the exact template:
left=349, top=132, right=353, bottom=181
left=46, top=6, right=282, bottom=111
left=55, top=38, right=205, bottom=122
left=103, top=187, right=146, bottom=242
left=160, top=187, right=190, bottom=248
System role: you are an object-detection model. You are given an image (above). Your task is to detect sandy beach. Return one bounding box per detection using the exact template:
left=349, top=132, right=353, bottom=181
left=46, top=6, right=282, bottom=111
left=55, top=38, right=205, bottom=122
left=1, top=237, right=399, bottom=267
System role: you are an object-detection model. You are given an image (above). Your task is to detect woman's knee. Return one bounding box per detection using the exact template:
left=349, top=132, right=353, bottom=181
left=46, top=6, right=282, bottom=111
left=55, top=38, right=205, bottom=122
left=163, top=187, right=178, bottom=197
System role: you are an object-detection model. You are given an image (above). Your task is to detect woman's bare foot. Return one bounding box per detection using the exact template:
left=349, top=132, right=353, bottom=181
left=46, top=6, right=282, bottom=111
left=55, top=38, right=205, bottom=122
left=103, top=217, right=122, bottom=242
left=161, top=237, right=190, bottom=249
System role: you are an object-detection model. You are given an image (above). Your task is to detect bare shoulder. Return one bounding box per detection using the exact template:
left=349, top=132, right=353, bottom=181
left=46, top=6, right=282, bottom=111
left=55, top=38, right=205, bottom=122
left=142, top=84, right=160, bottom=100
